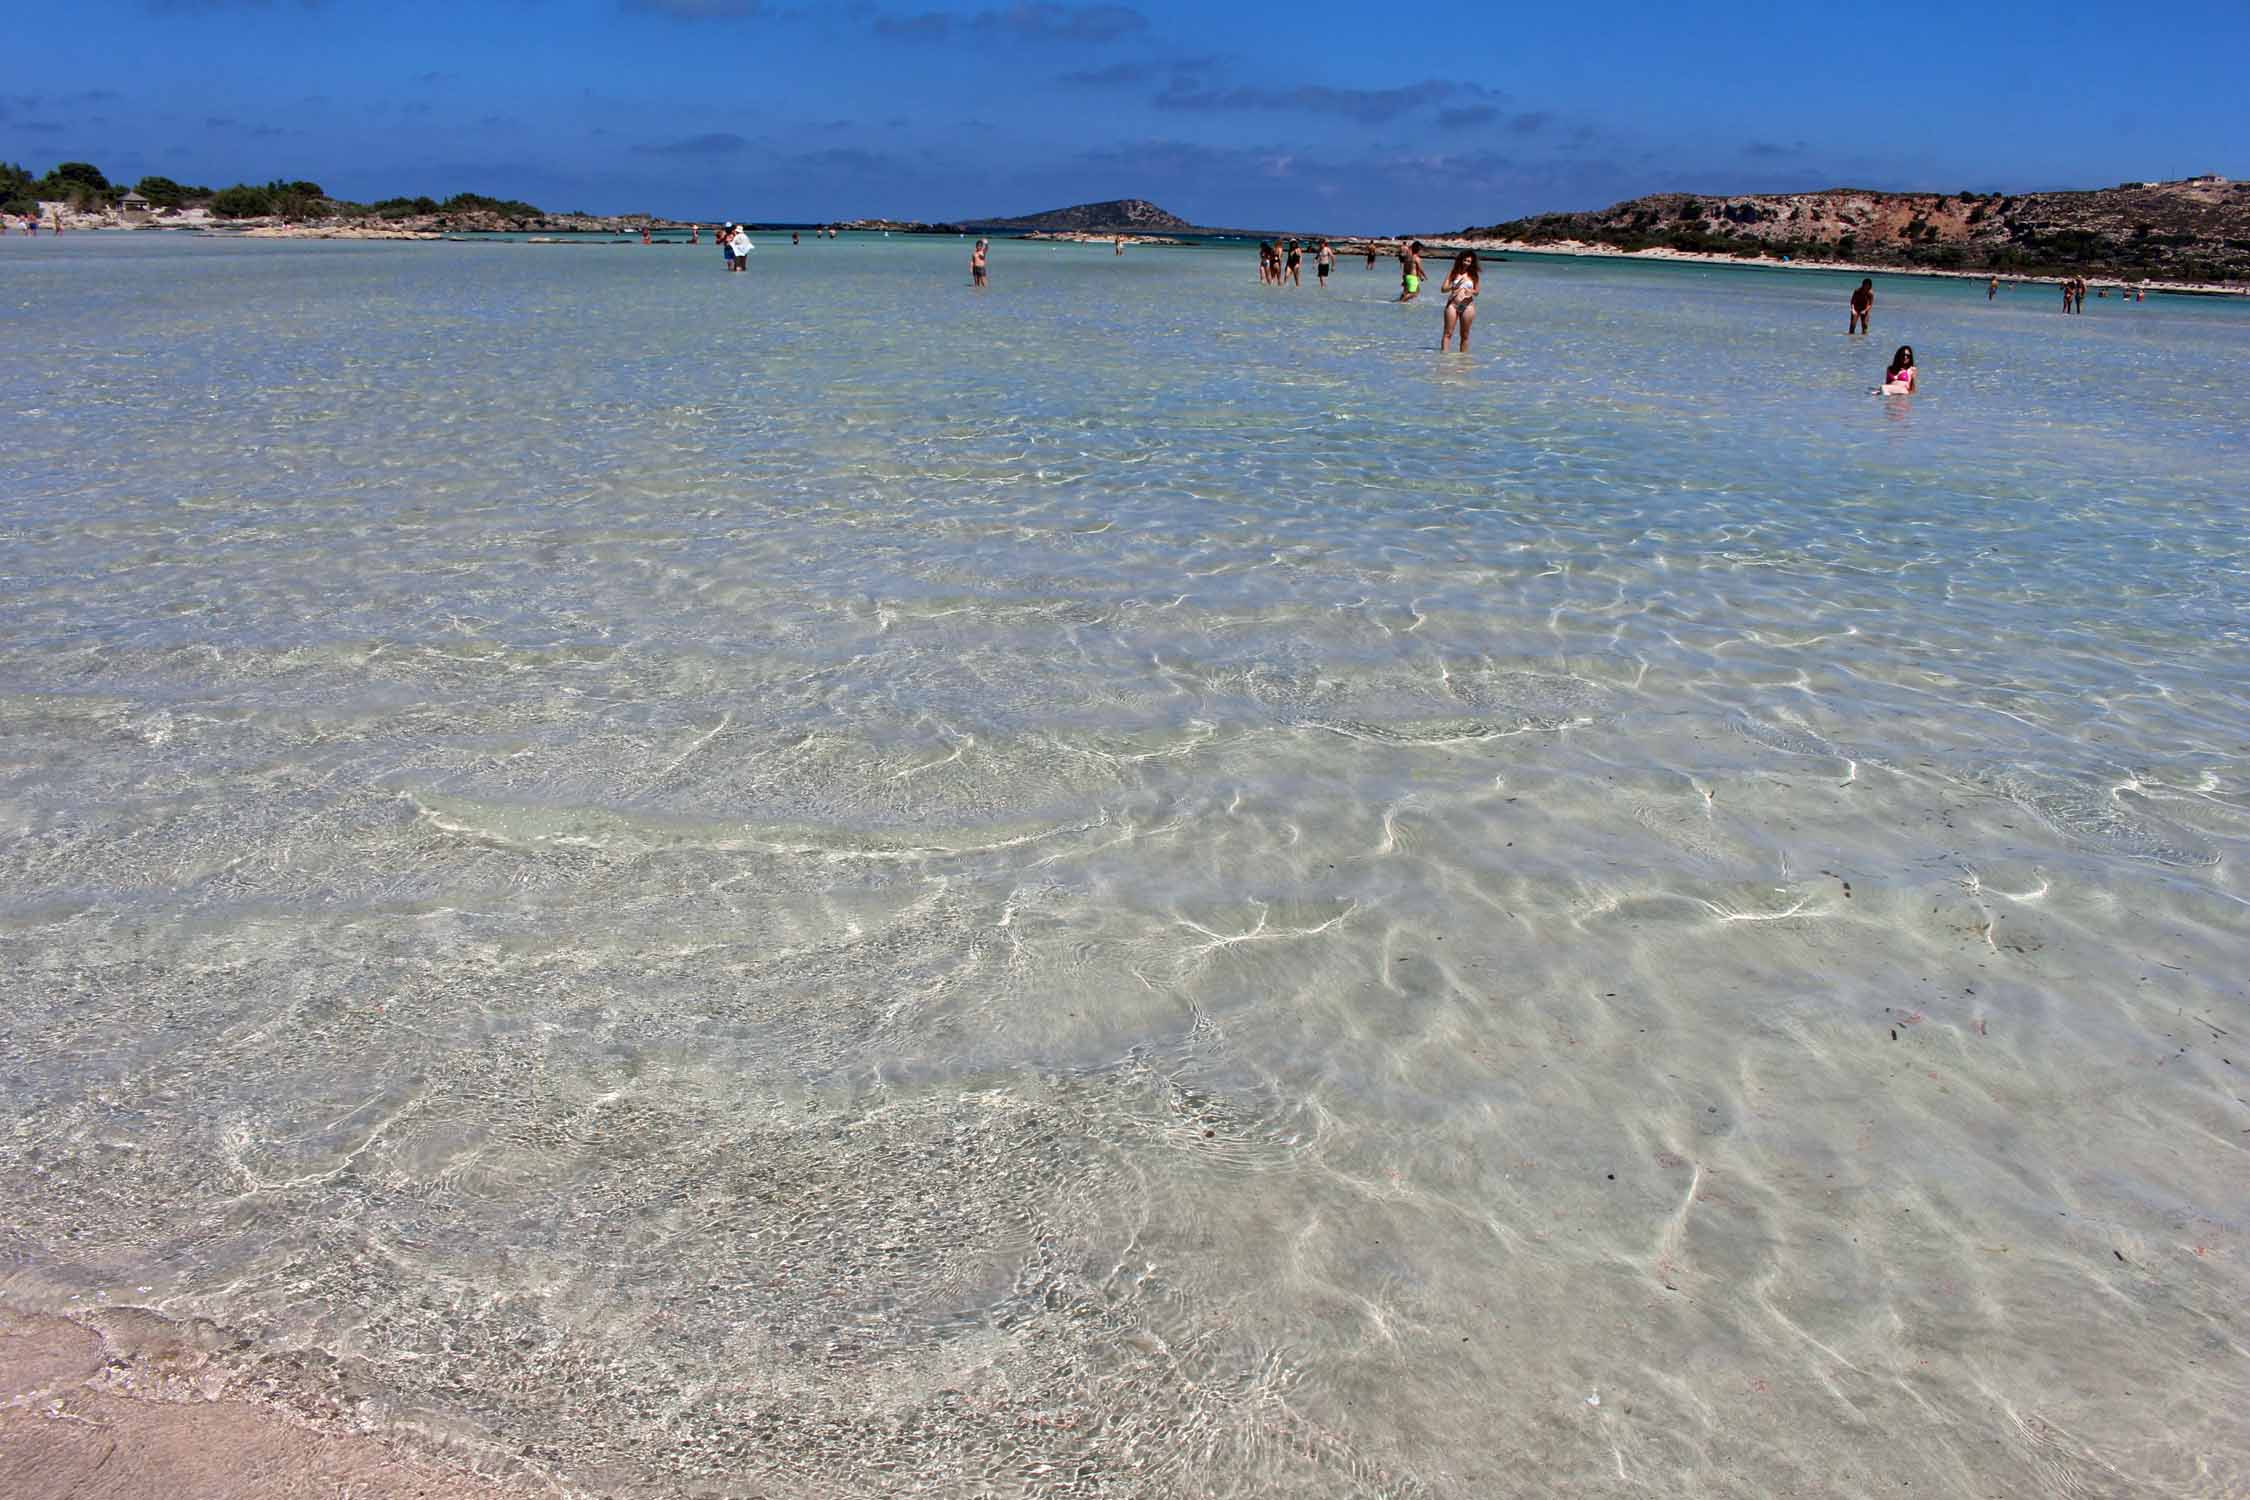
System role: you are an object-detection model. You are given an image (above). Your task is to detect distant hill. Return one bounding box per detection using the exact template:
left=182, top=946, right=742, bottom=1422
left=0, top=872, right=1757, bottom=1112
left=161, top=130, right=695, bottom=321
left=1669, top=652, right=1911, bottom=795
left=1462, top=176, right=2250, bottom=282
left=969, top=198, right=1192, bottom=233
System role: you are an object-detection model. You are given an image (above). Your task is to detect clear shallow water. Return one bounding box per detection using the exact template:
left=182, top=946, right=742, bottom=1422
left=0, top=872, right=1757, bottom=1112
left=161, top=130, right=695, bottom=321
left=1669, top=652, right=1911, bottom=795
left=1, top=234, right=2246, bottom=1497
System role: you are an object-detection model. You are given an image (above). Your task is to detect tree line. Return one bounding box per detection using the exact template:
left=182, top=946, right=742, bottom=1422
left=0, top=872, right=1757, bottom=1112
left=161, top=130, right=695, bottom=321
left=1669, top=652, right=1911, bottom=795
left=1, top=159, right=541, bottom=223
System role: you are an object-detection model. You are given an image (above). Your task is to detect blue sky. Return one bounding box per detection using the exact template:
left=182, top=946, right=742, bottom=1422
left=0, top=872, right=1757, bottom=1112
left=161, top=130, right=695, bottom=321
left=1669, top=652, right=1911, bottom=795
left=6, top=0, right=2247, bottom=230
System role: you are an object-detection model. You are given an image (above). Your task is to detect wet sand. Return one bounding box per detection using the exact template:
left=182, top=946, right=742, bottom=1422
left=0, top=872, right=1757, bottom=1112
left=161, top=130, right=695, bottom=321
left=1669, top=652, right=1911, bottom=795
left=0, top=1307, right=527, bottom=1500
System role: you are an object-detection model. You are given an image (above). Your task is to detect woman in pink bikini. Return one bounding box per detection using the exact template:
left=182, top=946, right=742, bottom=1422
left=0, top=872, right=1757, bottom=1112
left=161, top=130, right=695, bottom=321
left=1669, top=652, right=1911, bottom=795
left=1881, top=345, right=1917, bottom=394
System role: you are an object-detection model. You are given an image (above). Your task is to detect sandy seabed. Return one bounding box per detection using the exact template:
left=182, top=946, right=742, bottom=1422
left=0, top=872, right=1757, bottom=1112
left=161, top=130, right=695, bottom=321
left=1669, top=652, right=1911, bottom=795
left=1, top=1308, right=523, bottom=1499
left=2, top=233, right=2246, bottom=1500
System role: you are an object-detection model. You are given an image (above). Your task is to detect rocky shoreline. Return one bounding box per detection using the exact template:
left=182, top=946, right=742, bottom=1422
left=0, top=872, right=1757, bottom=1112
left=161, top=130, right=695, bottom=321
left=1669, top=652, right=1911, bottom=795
left=17, top=199, right=715, bottom=239
left=1455, top=177, right=2250, bottom=291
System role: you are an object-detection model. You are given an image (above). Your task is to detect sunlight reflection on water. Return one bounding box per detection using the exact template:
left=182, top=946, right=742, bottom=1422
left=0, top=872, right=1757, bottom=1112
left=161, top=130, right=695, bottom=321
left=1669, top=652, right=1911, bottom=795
left=2, top=234, right=2246, bottom=1498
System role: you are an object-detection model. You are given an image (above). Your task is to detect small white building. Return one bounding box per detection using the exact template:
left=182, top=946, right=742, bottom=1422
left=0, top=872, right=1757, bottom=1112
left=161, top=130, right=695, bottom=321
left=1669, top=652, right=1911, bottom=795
left=118, top=190, right=152, bottom=213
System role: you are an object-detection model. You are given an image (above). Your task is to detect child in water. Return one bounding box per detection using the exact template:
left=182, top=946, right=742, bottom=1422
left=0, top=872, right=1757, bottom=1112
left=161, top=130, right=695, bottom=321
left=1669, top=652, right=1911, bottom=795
left=1882, top=345, right=1917, bottom=394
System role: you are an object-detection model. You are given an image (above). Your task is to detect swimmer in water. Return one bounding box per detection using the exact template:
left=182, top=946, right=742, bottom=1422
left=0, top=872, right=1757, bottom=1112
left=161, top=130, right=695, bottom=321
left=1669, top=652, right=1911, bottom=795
left=1316, top=239, right=1334, bottom=287
left=971, top=238, right=988, bottom=289
left=1399, top=241, right=1425, bottom=302
left=1439, top=249, right=1480, bottom=352
left=1848, top=277, right=1873, bottom=335
left=1881, top=345, right=1917, bottom=394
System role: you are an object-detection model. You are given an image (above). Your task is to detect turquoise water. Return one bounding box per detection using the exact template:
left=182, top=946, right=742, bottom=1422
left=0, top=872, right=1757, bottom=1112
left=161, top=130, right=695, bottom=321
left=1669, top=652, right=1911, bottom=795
left=2, top=234, right=2245, bottom=1496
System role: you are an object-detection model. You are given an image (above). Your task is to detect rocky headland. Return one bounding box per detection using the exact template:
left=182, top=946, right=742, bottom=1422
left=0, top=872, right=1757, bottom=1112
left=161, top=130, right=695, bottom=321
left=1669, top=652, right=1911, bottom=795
left=966, top=198, right=1192, bottom=234
left=1460, top=176, right=2250, bottom=285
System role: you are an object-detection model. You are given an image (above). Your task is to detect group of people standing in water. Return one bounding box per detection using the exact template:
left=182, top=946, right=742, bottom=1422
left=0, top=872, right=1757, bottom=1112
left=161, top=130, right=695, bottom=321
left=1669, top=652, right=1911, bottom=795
left=1854, top=264, right=2157, bottom=393
left=2053, top=275, right=2143, bottom=311
left=942, top=230, right=2148, bottom=370
left=1252, top=236, right=1483, bottom=350
left=1257, top=238, right=1336, bottom=287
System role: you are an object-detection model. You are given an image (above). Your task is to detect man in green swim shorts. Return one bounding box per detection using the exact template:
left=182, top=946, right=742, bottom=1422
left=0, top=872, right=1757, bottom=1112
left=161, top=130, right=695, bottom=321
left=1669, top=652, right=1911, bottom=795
left=1399, top=241, right=1425, bottom=302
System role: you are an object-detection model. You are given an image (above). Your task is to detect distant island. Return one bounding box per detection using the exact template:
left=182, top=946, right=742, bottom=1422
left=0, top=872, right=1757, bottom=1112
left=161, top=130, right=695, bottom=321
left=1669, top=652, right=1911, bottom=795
left=1456, top=176, right=2250, bottom=284
left=830, top=201, right=1199, bottom=240
left=965, top=199, right=1191, bottom=234
left=0, top=163, right=1214, bottom=245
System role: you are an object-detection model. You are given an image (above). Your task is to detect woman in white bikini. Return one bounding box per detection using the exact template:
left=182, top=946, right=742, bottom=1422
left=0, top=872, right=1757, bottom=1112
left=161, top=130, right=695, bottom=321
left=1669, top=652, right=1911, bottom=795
left=1440, top=249, right=1481, bottom=352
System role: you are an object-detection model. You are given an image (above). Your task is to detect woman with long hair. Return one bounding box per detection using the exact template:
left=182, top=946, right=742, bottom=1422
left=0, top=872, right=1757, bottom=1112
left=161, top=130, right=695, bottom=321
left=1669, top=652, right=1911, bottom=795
left=1440, top=249, right=1480, bottom=352
left=1882, top=345, right=1917, bottom=394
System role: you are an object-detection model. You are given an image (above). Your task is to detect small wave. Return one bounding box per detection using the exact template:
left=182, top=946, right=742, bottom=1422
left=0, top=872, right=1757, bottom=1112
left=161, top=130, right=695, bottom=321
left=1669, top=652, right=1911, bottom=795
left=1974, top=770, right=2221, bottom=868
left=1299, top=714, right=1582, bottom=745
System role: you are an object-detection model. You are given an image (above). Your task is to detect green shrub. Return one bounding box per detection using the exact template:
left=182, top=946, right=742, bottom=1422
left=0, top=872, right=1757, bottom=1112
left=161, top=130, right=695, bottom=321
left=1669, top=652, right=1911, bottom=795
left=46, top=160, right=109, bottom=192
left=134, top=175, right=189, bottom=208
left=440, top=191, right=541, bottom=219
left=210, top=184, right=275, bottom=218
left=261, top=179, right=327, bottom=219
